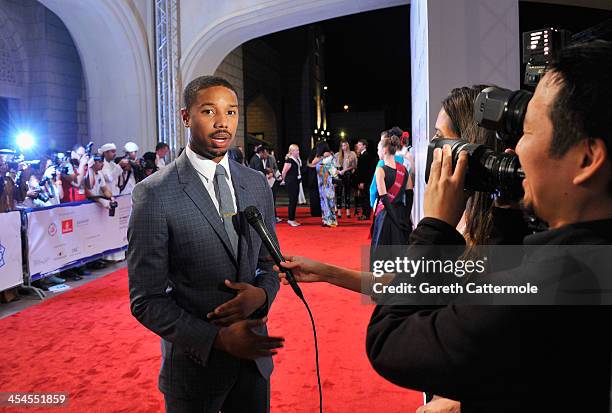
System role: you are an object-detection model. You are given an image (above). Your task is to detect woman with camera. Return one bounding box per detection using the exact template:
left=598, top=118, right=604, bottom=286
left=275, top=85, right=529, bottom=413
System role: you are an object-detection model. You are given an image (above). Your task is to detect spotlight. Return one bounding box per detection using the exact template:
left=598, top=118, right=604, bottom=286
left=15, top=131, right=35, bottom=151
left=343, top=104, right=349, bottom=111
left=340, top=131, right=346, bottom=138
left=323, top=86, right=328, bottom=90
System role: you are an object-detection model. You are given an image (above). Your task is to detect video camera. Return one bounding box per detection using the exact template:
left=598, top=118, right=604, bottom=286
left=423, top=25, right=583, bottom=199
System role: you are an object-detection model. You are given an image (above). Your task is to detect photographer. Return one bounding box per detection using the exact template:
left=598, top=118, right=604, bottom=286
left=99, top=143, right=123, bottom=192
left=85, top=154, right=115, bottom=210
left=115, top=157, right=136, bottom=195
left=364, top=41, right=612, bottom=412
left=123, top=142, right=146, bottom=183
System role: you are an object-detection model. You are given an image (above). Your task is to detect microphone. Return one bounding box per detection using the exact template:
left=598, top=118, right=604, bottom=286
left=244, top=205, right=304, bottom=299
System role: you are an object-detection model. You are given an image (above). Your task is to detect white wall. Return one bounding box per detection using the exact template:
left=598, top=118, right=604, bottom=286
left=37, top=0, right=155, bottom=155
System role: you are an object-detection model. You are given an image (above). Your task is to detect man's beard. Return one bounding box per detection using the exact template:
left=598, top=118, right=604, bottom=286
left=189, top=133, right=233, bottom=160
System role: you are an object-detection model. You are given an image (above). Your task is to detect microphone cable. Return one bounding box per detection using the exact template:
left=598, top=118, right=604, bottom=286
left=294, top=287, right=322, bottom=413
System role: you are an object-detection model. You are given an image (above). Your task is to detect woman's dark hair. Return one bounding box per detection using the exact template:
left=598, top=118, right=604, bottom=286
left=442, top=85, right=501, bottom=251
left=386, top=126, right=403, bottom=139
left=442, top=87, right=483, bottom=139
left=382, top=135, right=401, bottom=155
left=315, top=142, right=331, bottom=157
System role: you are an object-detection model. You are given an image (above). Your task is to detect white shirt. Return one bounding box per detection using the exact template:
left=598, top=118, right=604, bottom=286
left=102, top=159, right=122, bottom=194
left=185, top=146, right=237, bottom=216
left=118, top=169, right=136, bottom=195
left=156, top=154, right=166, bottom=169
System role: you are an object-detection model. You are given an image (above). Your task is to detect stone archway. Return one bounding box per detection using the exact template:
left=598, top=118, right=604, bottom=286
left=180, top=0, right=408, bottom=81
left=37, top=0, right=155, bottom=153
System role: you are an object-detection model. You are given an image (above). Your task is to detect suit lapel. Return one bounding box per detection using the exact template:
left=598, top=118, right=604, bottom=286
left=230, top=160, right=257, bottom=282
left=176, top=152, right=237, bottom=266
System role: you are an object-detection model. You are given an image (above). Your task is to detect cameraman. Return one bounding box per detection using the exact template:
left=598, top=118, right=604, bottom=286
left=85, top=154, right=114, bottom=209
left=365, top=41, right=612, bottom=412
left=123, top=142, right=145, bottom=183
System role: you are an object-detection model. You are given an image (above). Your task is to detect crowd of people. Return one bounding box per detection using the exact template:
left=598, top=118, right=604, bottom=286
left=0, top=140, right=171, bottom=287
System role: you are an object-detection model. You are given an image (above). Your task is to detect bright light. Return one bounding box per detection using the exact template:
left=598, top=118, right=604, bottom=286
left=15, top=131, right=35, bottom=151
left=323, top=86, right=328, bottom=90
left=340, top=131, right=346, bottom=138
left=343, top=104, right=349, bottom=111
left=327, top=131, right=330, bottom=136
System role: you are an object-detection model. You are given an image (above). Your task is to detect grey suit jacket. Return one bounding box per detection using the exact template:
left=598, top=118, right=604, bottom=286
left=128, top=151, right=279, bottom=398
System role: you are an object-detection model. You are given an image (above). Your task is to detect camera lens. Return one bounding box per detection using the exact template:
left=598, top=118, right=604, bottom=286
left=474, top=87, right=533, bottom=146
left=425, top=138, right=524, bottom=199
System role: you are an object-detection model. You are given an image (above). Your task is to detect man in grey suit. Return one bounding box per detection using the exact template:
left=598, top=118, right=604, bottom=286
left=128, top=76, right=284, bottom=413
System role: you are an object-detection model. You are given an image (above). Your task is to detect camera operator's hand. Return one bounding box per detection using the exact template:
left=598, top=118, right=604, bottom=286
left=274, top=256, right=327, bottom=284
left=424, top=145, right=469, bottom=227
left=207, top=280, right=267, bottom=327
left=213, top=317, right=284, bottom=360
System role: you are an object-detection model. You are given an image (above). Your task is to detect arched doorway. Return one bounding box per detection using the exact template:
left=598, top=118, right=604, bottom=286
left=37, top=0, right=155, bottom=153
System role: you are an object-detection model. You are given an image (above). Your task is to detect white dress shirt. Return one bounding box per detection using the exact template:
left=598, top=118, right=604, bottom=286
left=156, top=154, right=166, bottom=169
left=185, top=146, right=237, bottom=215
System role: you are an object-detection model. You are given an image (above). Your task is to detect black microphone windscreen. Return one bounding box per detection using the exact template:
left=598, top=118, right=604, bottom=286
left=244, top=205, right=262, bottom=224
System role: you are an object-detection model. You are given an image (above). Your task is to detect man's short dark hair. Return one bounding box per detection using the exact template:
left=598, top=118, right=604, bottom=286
left=358, top=139, right=368, bottom=147
left=547, top=40, right=612, bottom=158
left=255, top=145, right=268, bottom=154
left=183, top=76, right=238, bottom=110
left=156, top=142, right=169, bottom=151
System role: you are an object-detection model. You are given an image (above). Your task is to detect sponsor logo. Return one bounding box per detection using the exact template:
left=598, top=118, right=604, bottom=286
left=48, top=223, right=58, bottom=236
left=0, top=242, right=5, bottom=268
left=61, top=219, right=74, bottom=234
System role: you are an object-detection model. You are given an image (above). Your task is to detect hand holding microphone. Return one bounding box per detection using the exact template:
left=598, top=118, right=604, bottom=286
left=274, top=256, right=328, bottom=284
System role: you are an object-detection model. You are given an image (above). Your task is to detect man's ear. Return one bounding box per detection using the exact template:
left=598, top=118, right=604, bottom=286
left=181, top=107, right=190, bottom=127
left=573, top=138, right=608, bottom=185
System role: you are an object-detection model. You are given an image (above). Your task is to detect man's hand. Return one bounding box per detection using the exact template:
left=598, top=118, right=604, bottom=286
left=423, top=145, right=469, bottom=227
left=214, top=317, right=284, bottom=360
left=207, top=280, right=267, bottom=326
left=416, top=396, right=461, bottom=413
left=274, top=256, right=327, bottom=284
left=358, top=183, right=365, bottom=190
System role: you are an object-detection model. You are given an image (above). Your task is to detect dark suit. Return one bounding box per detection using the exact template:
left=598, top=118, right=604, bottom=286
left=367, top=218, right=612, bottom=412
left=249, top=154, right=267, bottom=174
left=356, top=149, right=376, bottom=218
left=128, top=152, right=279, bottom=412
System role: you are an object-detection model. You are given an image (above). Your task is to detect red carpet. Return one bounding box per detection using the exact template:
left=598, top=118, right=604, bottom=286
left=0, top=207, right=421, bottom=412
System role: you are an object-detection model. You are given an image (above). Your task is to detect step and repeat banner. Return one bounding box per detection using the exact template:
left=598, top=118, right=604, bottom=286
left=26, top=197, right=132, bottom=280
left=0, top=211, right=24, bottom=292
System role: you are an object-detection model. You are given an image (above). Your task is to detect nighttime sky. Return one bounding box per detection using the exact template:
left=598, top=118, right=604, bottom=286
left=322, top=5, right=411, bottom=131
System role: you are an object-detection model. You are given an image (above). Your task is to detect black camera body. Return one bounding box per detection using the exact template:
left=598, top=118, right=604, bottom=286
left=425, top=138, right=524, bottom=199
left=108, top=200, right=118, bottom=217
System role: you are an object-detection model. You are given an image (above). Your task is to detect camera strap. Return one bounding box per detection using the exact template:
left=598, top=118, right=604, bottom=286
left=117, top=171, right=132, bottom=193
